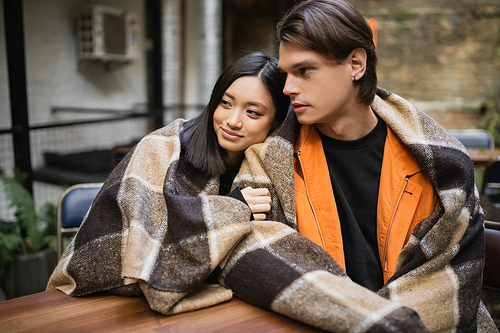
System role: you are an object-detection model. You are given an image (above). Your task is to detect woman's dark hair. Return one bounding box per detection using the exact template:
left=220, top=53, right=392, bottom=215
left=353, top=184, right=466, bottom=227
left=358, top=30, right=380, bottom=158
left=276, top=0, right=378, bottom=106
left=181, top=51, right=289, bottom=176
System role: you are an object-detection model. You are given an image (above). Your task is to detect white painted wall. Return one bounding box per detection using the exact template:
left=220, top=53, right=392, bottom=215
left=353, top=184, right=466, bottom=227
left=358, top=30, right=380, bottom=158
left=0, top=0, right=148, bottom=127
left=0, top=0, right=150, bottom=220
left=29, top=0, right=147, bottom=124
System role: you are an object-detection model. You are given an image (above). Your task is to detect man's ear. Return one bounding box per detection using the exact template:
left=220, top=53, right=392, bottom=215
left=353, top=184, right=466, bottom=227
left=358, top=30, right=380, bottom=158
left=350, top=48, right=367, bottom=80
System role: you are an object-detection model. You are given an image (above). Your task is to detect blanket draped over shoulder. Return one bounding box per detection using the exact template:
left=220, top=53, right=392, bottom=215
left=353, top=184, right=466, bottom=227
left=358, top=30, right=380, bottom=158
left=47, top=88, right=498, bottom=332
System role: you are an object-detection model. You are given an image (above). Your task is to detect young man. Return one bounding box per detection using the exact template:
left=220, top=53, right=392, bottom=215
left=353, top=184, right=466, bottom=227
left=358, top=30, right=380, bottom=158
left=277, top=0, right=497, bottom=331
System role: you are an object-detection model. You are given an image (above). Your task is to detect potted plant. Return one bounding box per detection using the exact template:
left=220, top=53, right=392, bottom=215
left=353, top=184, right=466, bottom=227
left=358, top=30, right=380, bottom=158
left=477, top=83, right=500, bottom=147
left=0, top=170, right=58, bottom=300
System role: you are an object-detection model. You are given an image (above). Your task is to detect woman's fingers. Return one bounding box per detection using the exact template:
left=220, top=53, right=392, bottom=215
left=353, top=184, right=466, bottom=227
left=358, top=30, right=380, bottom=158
left=247, top=195, right=271, bottom=205
left=241, top=187, right=272, bottom=218
left=245, top=187, right=270, bottom=196
left=241, top=187, right=271, bottom=207
left=249, top=203, right=271, bottom=213
left=252, top=213, right=268, bottom=221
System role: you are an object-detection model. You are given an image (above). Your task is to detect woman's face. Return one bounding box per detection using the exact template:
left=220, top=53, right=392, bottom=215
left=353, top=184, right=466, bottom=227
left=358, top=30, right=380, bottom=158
left=213, top=76, right=276, bottom=166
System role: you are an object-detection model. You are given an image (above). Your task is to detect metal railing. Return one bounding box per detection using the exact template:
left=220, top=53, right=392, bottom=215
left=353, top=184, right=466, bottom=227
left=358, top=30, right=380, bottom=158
left=0, top=109, right=159, bottom=221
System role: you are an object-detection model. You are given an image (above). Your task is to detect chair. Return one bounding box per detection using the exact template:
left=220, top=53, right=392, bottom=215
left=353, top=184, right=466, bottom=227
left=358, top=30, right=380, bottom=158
left=57, top=183, right=103, bottom=259
left=484, top=221, right=500, bottom=293
left=481, top=161, right=500, bottom=199
left=449, top=129, right=494, bottom=149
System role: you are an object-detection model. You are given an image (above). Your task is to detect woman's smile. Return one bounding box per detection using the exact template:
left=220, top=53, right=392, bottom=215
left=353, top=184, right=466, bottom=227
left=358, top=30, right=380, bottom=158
left=221, top=128, right=243, bottom=140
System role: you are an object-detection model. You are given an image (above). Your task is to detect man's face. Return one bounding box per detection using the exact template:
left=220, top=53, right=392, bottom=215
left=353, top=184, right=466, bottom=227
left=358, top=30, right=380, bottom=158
left=278, top=42, right=356, bottom=128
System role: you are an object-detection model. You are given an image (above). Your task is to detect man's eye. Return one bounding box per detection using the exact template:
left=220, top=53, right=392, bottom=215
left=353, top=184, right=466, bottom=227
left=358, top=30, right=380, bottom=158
left=300, top=68, right=312, bottom=75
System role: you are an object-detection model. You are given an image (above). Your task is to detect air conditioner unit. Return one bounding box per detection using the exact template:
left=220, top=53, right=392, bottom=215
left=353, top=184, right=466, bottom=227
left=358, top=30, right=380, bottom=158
left=79, top=5, right=140, bottom=62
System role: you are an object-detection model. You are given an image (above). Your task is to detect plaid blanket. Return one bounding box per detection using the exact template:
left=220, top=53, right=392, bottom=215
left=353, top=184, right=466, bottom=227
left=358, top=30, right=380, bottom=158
left=47, top=88, right=497, bottom=332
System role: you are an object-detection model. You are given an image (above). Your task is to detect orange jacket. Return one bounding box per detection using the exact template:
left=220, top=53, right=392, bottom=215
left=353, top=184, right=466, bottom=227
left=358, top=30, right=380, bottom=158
left=294, top=124, right=439, bottom=283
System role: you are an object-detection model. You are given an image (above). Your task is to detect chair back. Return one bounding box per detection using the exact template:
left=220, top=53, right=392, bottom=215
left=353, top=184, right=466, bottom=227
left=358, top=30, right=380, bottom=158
left=481, top=161, right=500, bottom=197
left=484, top=221, right=500, bottom=292
left=449, top=129, right=494, bottom=149
left=57, top=183, right=102, bottom=258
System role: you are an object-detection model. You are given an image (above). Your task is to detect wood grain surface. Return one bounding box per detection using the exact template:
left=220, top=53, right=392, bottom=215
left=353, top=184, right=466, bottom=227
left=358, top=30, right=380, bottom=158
left=0, top=290, right=324, bottom=332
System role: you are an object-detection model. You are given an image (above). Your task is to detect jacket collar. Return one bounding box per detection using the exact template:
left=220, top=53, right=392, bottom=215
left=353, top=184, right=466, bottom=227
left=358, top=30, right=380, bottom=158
left=295, top=121, right=422, bottom=178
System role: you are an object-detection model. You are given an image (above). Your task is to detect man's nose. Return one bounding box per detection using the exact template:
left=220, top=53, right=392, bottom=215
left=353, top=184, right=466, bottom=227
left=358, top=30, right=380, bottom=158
left=283, top=76, right=298, bottom=96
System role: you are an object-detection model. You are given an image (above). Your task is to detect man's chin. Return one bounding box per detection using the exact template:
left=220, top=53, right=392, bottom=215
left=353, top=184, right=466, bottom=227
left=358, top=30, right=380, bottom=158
left=295, top=115, right=315, bottom=125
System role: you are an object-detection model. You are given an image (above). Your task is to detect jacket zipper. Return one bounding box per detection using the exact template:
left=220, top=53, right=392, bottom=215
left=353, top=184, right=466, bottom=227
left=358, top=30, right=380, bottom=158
left=296, top=151, right=326, bottom=249
left=382, top=176, right=409, bottom=274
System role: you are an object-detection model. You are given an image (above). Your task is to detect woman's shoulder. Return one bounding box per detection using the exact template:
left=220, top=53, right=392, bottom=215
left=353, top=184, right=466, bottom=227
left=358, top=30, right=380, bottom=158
left=128, top=119, right=189, bottom=161
left=146, top=118, right=189, bottom=138
left=132, top=118, right=189, bottom=150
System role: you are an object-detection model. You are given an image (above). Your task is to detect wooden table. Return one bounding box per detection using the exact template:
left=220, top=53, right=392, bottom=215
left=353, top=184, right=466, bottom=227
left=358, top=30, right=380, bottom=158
left=0, top=290, right=324, bottom=332
left=467, top=148, right=500, bottom=166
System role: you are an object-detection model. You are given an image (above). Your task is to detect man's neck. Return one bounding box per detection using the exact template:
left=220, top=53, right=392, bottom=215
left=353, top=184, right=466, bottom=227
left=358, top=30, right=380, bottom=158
left=316, top=105, right=378, bottom=141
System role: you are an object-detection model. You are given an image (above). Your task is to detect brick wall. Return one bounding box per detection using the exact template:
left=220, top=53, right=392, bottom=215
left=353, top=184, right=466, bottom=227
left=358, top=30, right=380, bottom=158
left=351, top=0, right=500, bottom=129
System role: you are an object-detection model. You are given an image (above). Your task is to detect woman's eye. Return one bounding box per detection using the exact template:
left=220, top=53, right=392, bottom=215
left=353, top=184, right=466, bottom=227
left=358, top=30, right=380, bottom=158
left=247, top=110, right=262, bottom=117
left=220, top=100, right=231, bottom=107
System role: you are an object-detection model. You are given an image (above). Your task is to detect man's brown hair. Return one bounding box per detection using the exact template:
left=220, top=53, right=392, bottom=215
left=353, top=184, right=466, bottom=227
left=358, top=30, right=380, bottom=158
left=276, top=0, right=378, bottom=105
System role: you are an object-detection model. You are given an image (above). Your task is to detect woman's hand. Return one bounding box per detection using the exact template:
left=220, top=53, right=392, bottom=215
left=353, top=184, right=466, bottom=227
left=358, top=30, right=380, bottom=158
left=241, top=187, right=271, bottom=221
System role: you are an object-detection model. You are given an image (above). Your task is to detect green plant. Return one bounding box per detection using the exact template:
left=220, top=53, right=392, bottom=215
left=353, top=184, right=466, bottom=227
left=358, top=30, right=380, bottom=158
left=477, top=83, right=500, bottom=147
left=0, top=170, right=57, bottom=277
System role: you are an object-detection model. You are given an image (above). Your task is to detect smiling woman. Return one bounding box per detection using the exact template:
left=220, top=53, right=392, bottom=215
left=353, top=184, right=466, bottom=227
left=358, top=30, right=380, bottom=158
left=47, top=51, right=298, bottom=319
left=213, top=76, right=277, bottom=169
left=176, top=52, right=290, bottom=220
left=182, top=52, right=289, bottom=177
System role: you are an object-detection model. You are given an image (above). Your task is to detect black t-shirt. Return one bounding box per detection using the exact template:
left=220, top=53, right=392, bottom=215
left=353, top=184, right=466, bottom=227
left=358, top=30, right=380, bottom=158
left=317, top=117, right=387, bottom=291
left=218, top=167, right=254, bottom=220
left=219, top=168, right=239, bottom=195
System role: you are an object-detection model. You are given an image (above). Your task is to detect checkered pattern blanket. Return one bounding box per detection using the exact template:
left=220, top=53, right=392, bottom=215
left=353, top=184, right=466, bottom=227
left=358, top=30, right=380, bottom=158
left=47, top=88, right=497, bottom=332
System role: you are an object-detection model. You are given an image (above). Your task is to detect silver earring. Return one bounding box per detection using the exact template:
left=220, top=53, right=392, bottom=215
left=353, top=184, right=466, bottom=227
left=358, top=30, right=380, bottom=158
left=353, top=77, right=357, bottom=82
